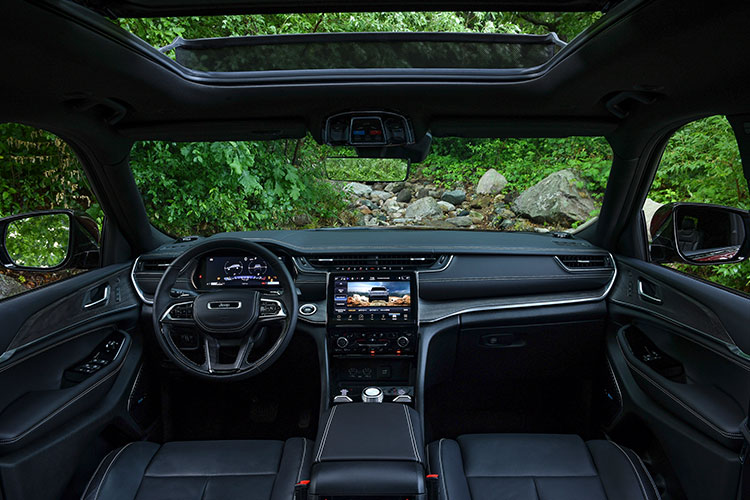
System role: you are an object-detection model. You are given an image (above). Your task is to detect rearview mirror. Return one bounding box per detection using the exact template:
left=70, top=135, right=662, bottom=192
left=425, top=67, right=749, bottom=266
left=325, top=157, right=409, bottom=183
left=0, top=210, right=101, bottom=271
left=649, top=202, right=750, bottom=265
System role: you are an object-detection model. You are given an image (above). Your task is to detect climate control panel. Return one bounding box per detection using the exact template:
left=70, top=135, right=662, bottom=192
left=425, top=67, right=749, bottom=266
left=329, top=330, right=416, bottom=356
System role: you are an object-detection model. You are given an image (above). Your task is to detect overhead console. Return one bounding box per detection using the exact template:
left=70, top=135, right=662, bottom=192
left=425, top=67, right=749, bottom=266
left=324, top=111, right=415, bottom=146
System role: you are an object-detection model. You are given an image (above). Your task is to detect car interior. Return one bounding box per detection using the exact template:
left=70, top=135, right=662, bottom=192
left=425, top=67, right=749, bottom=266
left=1, top=0, right=750, bottom=499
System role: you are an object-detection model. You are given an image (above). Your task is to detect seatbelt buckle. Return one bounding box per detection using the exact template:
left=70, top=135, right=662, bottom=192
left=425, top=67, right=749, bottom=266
left=294, top=479, right=310, bottom=500
left=426, top=474, right=440, bottom=500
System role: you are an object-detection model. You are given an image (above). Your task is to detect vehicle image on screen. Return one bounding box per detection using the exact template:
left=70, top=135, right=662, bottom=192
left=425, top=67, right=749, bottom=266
left=0, top=2, right=749, bottom=500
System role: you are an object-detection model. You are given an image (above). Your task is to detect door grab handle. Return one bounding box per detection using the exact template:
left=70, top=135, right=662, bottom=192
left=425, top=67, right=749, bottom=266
left=84, top=284, right=110, bottom=309
left=637, top=280, right=662, bottom=305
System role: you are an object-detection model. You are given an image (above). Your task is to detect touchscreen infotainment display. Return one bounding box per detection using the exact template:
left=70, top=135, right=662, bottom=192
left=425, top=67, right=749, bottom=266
left=196, top=255, right=279, bottom=288
left=330, top=274, right=414, bottom=323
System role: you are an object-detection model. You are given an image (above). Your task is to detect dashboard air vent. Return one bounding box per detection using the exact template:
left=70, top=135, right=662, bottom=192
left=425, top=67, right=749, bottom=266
left=139, top=258, right=173, bottom=272
left=557, top=254, right=612, bottom=270
left=302, top=254, right=447, bottom=271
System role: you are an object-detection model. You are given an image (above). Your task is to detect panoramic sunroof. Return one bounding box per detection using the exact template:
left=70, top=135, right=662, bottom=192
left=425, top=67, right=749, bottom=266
left=162, top=32, right=566, bottom=73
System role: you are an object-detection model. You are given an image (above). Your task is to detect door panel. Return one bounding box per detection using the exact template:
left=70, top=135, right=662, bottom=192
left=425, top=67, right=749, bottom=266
left=0, top=264, right=143, bottom=500
left=607, top=256, right=750, bottom=500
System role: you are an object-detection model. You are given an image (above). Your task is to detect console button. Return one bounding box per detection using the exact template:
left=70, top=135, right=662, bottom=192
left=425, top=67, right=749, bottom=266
left=397, top=336, right=410, bottom=348
left=336, top=337, right=349, bottom=348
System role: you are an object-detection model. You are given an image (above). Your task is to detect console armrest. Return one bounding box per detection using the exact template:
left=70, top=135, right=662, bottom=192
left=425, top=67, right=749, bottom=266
left=310, top=403, right=426, bottom=499
left=314, top=403, right=424, bottom=463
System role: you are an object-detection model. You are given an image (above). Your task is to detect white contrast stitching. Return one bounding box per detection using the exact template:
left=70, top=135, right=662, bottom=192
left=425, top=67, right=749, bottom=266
left=315, top=405, right=337, bottom=462
left=438, top=439, right=448, bottom=500
left=403, top=404, right=420, bottom=462
left=92, top=443, right=132, bottom=500
left=296, top=439, right=307, bottom=482
left=610, top=442, right=650, bottom=500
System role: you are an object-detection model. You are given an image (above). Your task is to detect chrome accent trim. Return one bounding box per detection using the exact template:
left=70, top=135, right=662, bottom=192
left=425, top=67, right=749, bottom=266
left=299, top=303, right=318, bottom=316
left=259, top=298, right=287, bottom=321
left=161, top=301, right=194, bottom=322
left=420, top=252, right=617, bottom=323
left=207, top=301, right=242, bottom=310
left=637, top=279, right=663, bottom=305
left=131, top=256, right=153, bottom=305
left=83, top=284, right=110, bottom=309
left=393, top=394, right=413, bottom=403
left=292, top=254, right=453, bottom=274
left=554, top=254, right=614, bottom=273
left=727, top=344, right=750, bottom=362
left=0, top=349, right=16, bottom=364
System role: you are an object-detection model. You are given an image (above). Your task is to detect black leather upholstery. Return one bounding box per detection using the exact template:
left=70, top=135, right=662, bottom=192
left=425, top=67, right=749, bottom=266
left=427, top=434, right=660, bottom=500
left=310, top=403, right=426, bottom=499
left=314, top=403, right=423, bottom=463
left=81, top=438, right=312, bottom=500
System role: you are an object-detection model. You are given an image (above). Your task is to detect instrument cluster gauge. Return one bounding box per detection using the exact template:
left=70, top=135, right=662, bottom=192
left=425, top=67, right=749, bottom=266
left=223, top=259, right=244, bottom=277
left=246, top=256, right=268, bottom=277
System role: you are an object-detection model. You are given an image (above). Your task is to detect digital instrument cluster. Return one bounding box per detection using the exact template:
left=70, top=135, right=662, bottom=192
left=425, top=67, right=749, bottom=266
left=194, top=255, right=279, bottom=288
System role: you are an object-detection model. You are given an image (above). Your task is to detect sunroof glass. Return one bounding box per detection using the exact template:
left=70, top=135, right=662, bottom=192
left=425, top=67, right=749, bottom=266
left=164, top=32, right=566, bottom=73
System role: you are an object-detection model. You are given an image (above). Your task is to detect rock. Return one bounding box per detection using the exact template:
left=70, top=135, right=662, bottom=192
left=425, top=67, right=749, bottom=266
left=499, top=219, right=516, bottom=230
left=534, top=227, right=551, bottom=233
left=495, top=208, right=516, bottom=220
left=441, top=189, right=466, bottom=205
left=364, top=215, right=379, bottom=226
left=446, top=216, right=473, bottom=227
left=396, top=189, right=413, bottom=203
left=476, top=168, right=508, bottom=195
left=457, top=209, right=470, bottom=217
left=383, top=199, right=400, bottom=213
left=360, top=199, right=376, bottom=210
left=512, top=169, right=595, bottom=225
left=359, top=207, right=372, bottom=215
left=0, top=274, right=26, bottom=300
left=416, top=187, right=431, bottom=199
left=373, top=183, right=385, bottom=191
left=405, top=197, right=442, bottom=219
left=344, top=182, right=372, bottom=197
left=292, top=213, right=312, bottom=226
left=393, top=218, right=408, bottom=224
left=643, top=198, right=664, bottom=239
left=470, top=195, right=492, bottom=209
left=437, top=201, right=456, bottom=212
left=469, top=211, right=484, bottom=224
left=493, top=193, right=506, bottom=205
left=429, top=190, right=443, bottom=199
left=385, top=181, right=406, bottom=193
left=370, top=190, right=392, bottom=201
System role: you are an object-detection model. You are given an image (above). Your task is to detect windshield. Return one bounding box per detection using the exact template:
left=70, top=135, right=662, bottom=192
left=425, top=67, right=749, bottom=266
left=129, top=136, right=612, bottom=235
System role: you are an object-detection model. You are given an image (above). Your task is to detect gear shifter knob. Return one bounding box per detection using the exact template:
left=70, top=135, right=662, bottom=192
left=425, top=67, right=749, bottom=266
left=362, top=386, right=384, bottom=403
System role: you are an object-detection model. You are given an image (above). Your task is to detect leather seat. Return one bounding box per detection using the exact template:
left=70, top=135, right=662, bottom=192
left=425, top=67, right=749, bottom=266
left=81, top=438, right=312, bottom=500
left=427, top=434, right=660, bottom=500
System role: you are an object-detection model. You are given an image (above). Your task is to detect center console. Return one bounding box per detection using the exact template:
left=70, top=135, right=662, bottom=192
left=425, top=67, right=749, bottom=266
left=327, top=272, right=417, bottom=403
left=307, top=402, right=426, bottom=500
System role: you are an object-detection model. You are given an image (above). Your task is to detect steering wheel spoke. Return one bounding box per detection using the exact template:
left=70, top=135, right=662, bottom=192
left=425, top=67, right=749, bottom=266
left=201, top=331, right=257, bottom=373
left=160, top=298, right=197, bottom=325
left=258, top=298, right=287, bottom=322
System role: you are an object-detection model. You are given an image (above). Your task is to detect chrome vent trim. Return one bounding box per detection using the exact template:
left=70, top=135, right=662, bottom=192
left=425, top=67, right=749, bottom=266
left=131, top=255, right=175, bottom=304
left=555, top=254, right=613, bottom=272
left=295, top=253, right=451, bottom=271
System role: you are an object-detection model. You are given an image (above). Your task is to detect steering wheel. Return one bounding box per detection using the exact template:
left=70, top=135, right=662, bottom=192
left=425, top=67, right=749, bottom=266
left=151, top=239, right=298, bottom=380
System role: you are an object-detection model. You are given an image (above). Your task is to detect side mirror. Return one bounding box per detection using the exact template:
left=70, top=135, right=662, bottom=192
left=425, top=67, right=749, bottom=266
left=0, top=210, right=100, bottom=271
left=649, top=202, right=750, bottom=265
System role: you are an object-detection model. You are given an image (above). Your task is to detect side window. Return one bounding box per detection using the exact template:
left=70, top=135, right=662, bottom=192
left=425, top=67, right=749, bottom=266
left=0, top=123, right=102, bottom=300
left=644, top=115, right=750, bottom=295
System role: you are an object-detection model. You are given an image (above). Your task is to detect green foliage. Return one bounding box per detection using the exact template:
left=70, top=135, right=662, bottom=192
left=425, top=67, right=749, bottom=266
left=0, top=123, right=101, bottom=221
left=5, top=213, right=69, bottom=268
left=325, top=157, right=408, bottom=183
left=130, top=139, right=347, bottom=235
left=420, top=136, right=612, bottom=196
